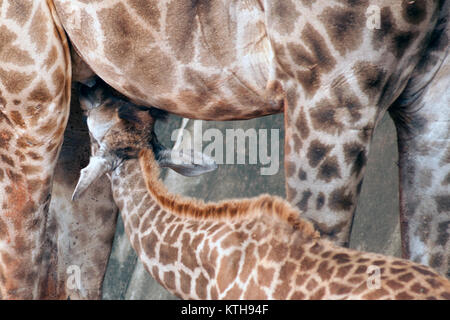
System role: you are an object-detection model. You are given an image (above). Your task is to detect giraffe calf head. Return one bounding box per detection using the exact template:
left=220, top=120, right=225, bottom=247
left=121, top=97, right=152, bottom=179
left=72, top=82, right=217, bottom=200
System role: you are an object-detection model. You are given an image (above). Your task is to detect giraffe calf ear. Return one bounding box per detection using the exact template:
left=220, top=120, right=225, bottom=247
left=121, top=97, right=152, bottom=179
left=72, top=155, right=112, bottom=201
left=155, top=148, right=218, bottom=177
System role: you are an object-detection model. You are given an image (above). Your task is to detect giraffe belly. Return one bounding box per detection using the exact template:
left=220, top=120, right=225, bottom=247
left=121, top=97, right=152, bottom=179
left=53, top=0, right=284, bottom=120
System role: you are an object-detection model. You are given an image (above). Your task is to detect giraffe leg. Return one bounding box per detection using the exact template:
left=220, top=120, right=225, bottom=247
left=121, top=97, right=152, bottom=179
left=284, top=84, right=380, bottom=246
left=43, top=85, right=118, bottom=299
left=390, top=28, right=449, bottom=277
left=0, top=0, right=71, bottom=299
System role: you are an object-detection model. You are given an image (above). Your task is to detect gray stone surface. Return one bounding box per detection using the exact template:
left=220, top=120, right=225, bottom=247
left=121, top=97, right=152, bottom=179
left=349, top=115, right=401, bottom=257
left=102, top=113, right=400, bottom=300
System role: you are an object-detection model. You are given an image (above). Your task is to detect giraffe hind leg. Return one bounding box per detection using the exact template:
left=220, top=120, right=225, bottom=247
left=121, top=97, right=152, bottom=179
left=389, top=13, right=449, bottom=276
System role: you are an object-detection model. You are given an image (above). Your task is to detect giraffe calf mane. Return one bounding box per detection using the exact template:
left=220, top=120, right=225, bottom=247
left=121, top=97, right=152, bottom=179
left=139, top=149, right=320, bottom=240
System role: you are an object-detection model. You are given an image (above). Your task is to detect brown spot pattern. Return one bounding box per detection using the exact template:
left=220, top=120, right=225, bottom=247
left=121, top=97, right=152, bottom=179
left=310, top=99, right=344, bottom=134
left=128, top=0, right=161, bottom=31
left=268, top=0, right=300, bottom=35
left=329, top=187, right=354, bottom=212
left=166, top=0, right=198, bottom=63
left=372, top=7, right=419, bottom=58
left=317, top=156, right=341, bottom=182
left=402, top=0, right=427, bottom=25
left=6, top=0, right=33, bottom=26
left=307, top=140, right=333, bottom=168
left=29, top=4, right=48, bottom=53
left=217, top=250, right=241, bottom=292
left=0, top=68, right=35, bottom=94
left=0, top=26, right=34, bottom=66
left=287, top=24, right=336, bottom=96
left=343, top=142, right=367, bottom=176
left=353, top=61, right=386, bottom=101
left=319, top=5, right=366, bottom=56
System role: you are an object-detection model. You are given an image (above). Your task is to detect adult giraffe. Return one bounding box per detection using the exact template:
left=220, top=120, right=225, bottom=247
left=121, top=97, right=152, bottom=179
left=52, top=0, right=449, bottom=277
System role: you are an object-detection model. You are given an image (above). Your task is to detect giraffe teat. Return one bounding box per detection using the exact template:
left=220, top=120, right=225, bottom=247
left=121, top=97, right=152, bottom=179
left=72, top=83, right=217, bottom=201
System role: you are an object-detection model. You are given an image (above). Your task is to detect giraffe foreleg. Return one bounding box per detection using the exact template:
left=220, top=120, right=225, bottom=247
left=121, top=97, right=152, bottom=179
left=0, top=0, right=71, bottom=299
left=46, top=85, right=119, bottom=299
left=284, top=84, right=379, bottom=246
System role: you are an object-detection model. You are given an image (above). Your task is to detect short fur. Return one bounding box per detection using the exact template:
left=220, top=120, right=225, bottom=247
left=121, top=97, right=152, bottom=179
left=139, top=148, right=320, bottom=241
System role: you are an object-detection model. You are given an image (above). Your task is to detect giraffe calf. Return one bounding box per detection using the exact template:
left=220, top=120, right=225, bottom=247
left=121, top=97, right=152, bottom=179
left=74, top=84, right=450, bottom=300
